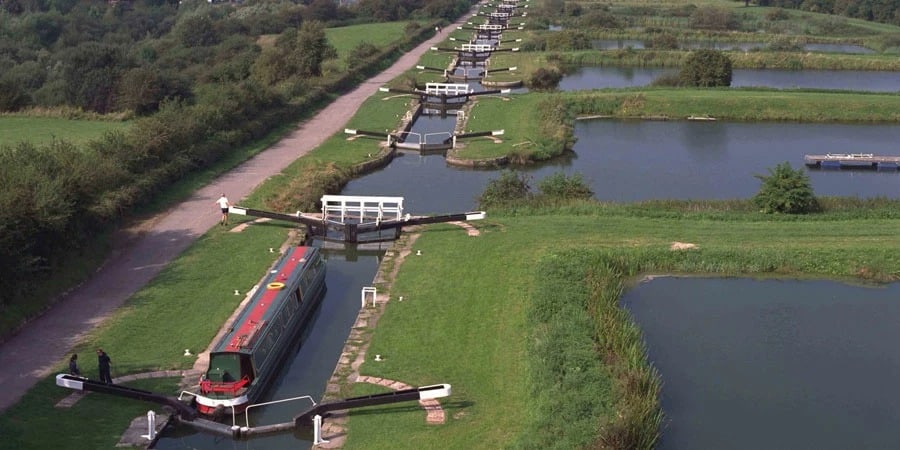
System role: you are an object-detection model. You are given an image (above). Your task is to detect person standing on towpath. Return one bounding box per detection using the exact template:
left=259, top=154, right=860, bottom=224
left=97, top=349, right=112, bottom=384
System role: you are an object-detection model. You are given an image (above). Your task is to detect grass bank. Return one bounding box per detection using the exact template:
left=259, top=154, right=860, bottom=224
left=551, top=49, right=900, bottom=71
left=563, top=88, right=900, bottom=122
left=340, top=199, right=900, bottom=449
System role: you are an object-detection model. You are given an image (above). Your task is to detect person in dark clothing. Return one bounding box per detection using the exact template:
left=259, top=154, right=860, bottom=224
left=69, top=354, right=81, bottom=376
left=96, top=349, right=112, bottom=383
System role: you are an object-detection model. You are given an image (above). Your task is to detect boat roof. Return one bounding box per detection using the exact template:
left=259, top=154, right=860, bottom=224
left=212, top=246, right=315, bottom=354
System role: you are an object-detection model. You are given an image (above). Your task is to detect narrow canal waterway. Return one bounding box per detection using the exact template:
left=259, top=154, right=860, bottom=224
left=621, top=277, right=900, bottom=450
left=153, top=243, right=382, bottom=449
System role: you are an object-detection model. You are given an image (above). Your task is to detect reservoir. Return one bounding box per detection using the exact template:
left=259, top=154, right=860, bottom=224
left=343, top=120, right=900, bottom=210
left=592, top=39, right=876, bottom=54
left=621, top=277, right=900, bottom=450
left=559, top=66, right=900, bottom=92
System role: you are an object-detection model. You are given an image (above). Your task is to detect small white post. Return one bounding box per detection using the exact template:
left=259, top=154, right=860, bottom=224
left=361, top=287, right=377, bottom=308
left=142, top=410, right=156, bottom=440
left=313, top=414, right=329, bottom=445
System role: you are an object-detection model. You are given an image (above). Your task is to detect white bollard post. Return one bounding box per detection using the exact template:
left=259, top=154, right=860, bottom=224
left=313, top=414, right=330, bottom=445
left=142, top=410, right=156, bottom=440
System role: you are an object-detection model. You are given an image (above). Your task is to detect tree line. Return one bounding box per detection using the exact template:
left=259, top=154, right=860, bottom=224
left=749, top=0, right=900, bottom=26
left=0, top=0, right=472, bottom=325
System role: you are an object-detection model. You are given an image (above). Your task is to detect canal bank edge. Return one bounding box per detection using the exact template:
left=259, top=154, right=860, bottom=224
left=317, top=229, right=423, bottom=447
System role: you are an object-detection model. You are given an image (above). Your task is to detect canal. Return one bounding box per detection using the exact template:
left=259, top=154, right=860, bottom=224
left=155, top=31, right=899, bottom=448
left=153, top=245, right=383, bottom=449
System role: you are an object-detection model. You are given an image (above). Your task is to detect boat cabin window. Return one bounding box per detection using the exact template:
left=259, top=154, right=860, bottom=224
left=207, top=352, right=255, bottom=383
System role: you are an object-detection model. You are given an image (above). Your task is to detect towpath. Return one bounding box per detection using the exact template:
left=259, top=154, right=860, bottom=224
left=0, top=17, right=471, bottom=413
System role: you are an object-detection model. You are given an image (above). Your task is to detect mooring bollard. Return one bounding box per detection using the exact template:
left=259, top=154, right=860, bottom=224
left=313, top=414, right=329, bottom=445
left=142, top=410, right=156, bottom=440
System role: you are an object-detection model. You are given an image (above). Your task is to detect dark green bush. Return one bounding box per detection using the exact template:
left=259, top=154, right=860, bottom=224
left=538, top=172, right=594, bottom=199
left=646, top=33, right=679, bottom=50
left=678, top=49, right=732, bottom=87
left=477, top=170, right=531, bottom=208
left=527, top=67, right=563, bottom=91
left=753, top=162, right=819, bottom=214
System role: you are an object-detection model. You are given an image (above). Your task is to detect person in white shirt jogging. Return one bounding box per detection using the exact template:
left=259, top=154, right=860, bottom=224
left=216, top=194, right=229, bottom=226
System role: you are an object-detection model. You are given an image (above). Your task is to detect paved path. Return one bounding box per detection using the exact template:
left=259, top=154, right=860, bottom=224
left=0, top=18, right=471, bottom=413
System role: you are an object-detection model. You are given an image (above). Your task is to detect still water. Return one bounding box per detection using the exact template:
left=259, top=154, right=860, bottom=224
left=559, top=66, right=900, bottom=92
left=343, top=120, right=900, bottom=211
left=621, top=277, right=900, bottom=450
left=592, top=39, right=875, bottom=54
left=153, top=243, right=382, bottom=449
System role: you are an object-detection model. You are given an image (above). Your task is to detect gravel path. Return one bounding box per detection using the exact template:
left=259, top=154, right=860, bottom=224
left=0, top=18, right=470, bottom=413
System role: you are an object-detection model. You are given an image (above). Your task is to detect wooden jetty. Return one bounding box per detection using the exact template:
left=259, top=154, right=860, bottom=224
left=804, top=153, right=900, bottom=170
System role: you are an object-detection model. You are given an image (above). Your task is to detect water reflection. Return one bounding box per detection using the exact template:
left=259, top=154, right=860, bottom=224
left=343, top=120, right=900, bottom=208
left=592, top=39, right=875, bottom=54
left=621, top=277, right=900, bottom=450
left=559, top=66, right=900, bottom=92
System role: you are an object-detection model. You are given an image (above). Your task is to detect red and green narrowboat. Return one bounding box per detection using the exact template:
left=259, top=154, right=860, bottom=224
left=194, top=246, right=326, bottom=416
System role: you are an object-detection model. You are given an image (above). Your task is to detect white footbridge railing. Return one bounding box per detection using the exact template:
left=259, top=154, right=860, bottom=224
left=321, top=195, right=404, bottom=224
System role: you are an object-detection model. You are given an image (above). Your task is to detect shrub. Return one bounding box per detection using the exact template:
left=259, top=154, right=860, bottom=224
left=528, top=67, right=563, bottom=91
left=753, top=162, right=819, bottom=214
left=579, top=10, right=624, bottom=29
left=765, top=8, right=789, bottom=21
left=545, top=30, right=593, bottom=51
left=766, top=36, right=804, bottom=52
left=650, top=72, right=682, bottom=87
left=538, top=172, right=594, bottom=199
left=478, top=170, right=531, bottom=208
left=689, top=6, right=738, bottom=30
left=678, top=49, right=732, bottom=87
left=646, top=33, right=679, bottom=50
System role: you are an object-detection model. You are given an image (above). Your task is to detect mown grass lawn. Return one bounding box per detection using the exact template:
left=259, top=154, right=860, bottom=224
left=326, top=21, right=411, bottom=59
left=339, top=202, right=900, bottom=449
left=0, top=117, right=127, bottom=147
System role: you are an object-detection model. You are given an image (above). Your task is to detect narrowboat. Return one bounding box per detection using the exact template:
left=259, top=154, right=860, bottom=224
left=194, top=245, right=326, bottom=416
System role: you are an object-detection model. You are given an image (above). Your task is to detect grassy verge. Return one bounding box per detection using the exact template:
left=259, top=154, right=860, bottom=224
left=0, top=377, right=180, bottom=450
left=0, top=116, right=128, bottom=147
left=326, top=21, right=411, bottom=58
left=341, top=200, right=900, bottom=449
left=564, top=88, right=900, bottom=122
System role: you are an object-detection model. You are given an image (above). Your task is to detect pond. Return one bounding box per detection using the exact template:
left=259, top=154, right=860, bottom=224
left=559, top=66, right=900, bottom=92
left=621, top=277, right=900, bottom=450
left=592, top=39, right=875, bottom=54
left=343, top=120, right=900, bottom=211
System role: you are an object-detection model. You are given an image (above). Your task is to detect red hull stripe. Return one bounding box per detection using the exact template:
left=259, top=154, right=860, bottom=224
left=225, top=247, right=309, bottom=350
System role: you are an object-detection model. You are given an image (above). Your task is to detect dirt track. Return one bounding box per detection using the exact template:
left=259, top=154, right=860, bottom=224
left=0, top=17, right=471, bottom=413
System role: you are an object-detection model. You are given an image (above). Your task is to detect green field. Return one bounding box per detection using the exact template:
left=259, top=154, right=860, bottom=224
left=326, top=21, right=413, bottom=58
left=0, top=117, right=127, bottom=147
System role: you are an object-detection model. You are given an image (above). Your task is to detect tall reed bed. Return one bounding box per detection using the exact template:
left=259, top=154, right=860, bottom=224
left=522, top=249, right=667, bottom=449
